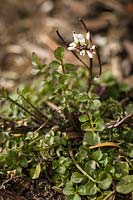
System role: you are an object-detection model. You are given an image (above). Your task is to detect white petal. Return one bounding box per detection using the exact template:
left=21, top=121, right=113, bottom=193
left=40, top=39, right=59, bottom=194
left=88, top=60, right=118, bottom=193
left=80, top=50, right=86, bottom=56
left=73, top=32, right=79, bottom=43
left=69, top=42, right=77, bottom=47
left=68, top=46, right=75, bottom=51
left=78, top=34, right=85, bottom=44
left=86, top=32, right=90, bottom=40
left=94, top=76, right=99, bottom=81
left=91, top=45, right=96, bottom=50
left=86, top=50, right=93, bottom=58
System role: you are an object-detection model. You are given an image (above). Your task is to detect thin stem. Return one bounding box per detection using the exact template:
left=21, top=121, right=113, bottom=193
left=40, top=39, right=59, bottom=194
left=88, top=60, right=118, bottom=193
left=105, top=113, right=133, bottom=129
left=79, top=18, right=93, bottom=44
left=68, top=142, right=96, bottom=183
left=88, top=112, right=95, bottom=133
left=18, top=93, right=48, bottom=119
left=60, top=59, right=65, bottom=74
left=87, top=58, right=93, bottom=93
left=79, top=18, right=88, bottom=32
left=56, top=29, right=68, bottom=46
left=72, top=51, right=89, bottom=70
left=95, top=46, right=102, bottom=77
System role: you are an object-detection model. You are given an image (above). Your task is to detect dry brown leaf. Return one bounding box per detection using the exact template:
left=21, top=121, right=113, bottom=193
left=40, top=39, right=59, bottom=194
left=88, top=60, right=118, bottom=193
left=89, top=142, right=120, bottom=149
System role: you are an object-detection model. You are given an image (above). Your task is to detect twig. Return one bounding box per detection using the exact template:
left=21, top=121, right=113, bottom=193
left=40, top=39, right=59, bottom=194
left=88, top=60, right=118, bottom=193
left=103, top=190, right=115, bottom=200
left=105, top=113, right=133, bottom=129
left=46, top=101, right=65, bottom=119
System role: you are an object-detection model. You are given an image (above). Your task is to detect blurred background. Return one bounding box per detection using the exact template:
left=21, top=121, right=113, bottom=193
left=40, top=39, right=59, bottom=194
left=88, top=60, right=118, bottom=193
left=0, top=0, right=133, bottom=91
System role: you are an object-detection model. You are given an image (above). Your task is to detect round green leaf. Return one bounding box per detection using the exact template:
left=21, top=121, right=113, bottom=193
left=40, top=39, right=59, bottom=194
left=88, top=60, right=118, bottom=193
left=114, top=161, right=129, bottom=179
left=63, top=186, right=75, bottom=195
left=89, top=99, right=101, bottom=110
left=49, top=60, right=60, bottom=68
left=92, top=149, right=103, bottom=161
left=79, top=115, right=89, bottom=123
left=116, top=175, right=133, bottom=194
left=98, top=172, right=112, bottom=190
left=71, top=172, right=84, bottom=183
left=81, top=122, right=91, bottom=131
left=79, top=94, right=89, bottom=102
left=85, top=160, right=96, bottom=175
left=73, top=194, right=81, bottom=200
left=78, top=182, right=97, bottom=196
left=94, top=118, right=105, bottom=132
left=85, top=132, right=100, bottom=146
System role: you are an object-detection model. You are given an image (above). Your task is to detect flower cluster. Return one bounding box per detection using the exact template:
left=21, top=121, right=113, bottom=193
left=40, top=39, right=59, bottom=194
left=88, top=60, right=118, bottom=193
left=68, top=32, right=96, bottom=58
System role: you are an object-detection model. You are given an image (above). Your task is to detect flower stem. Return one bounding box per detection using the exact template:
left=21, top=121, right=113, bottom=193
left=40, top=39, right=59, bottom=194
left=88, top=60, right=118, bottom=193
left=87, top=58, right=93, bottom=93
left=68, top=142, right=96, bottom=183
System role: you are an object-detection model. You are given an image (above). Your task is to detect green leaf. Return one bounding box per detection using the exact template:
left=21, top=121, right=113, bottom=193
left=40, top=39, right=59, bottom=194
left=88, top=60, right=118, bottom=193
left=78, top=182, right=97, bottom=196
left=65, top=195, right=75, bottom=200
left=89, top=99, right=101, bottom=110
left=92, top=149, right=103, bottom=161
left=49, top=60, right=60, bottom=68
left=59, top=74, right=68, bottom=85
left=32, top=52, right=40, bottom=66
left=116, top=175, right=133, bottom=194
left=71, top=172, right=84, bottom=183
left=94, top=118, right=105, bottom=132
left=58, top=166, right=66, bottom=175
left=6, top=150, right=17, bottom=165
left=115, top=161, right=129, bottom=178
left=1, top=88, right=8, bottom=98
left=85, top=132, right=100, bottom=146
left=19, top=156, right=28, bottom=168
left=63, top=186, right=75, bottom=195
left=73, top=194, right=81, bottom=200
left=81, top=122, right=91, bottom=131
left=54, top=47, right=64, bottom=60
left=79, top=115, right=89, bottom=123
left=85, top=160, right=96, bottom=175
left=119, top=82, right=130, bottom=92
left=53, top=71, right=61, bottom=78
left=105, top=165, right=115, bottom=176
left=98, top=172, right=112, bottom=190
left=64, top=63, right=75, bottom=70
left=79, top=94, right=89, bottom=102
left=30, top=163, right=41, bottom=179
left=76, top=149, right=88, bottom=160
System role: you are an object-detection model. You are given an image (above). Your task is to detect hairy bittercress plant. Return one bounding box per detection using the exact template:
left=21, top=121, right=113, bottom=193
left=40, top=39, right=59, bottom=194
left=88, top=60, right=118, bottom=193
left=0, top=19, right=133, bottom=200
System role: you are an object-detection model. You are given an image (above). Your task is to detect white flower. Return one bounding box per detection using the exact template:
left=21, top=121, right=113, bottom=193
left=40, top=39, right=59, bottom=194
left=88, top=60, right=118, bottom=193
left=68, top=31, right=96, bottom=59
left=86, top=45, right=96, bottom=58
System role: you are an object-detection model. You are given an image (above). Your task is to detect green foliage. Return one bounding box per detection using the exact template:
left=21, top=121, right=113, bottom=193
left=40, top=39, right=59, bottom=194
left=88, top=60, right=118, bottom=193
left=0, top=47, right=132, bottom=200
left=116, top=175, right=133, bottom=194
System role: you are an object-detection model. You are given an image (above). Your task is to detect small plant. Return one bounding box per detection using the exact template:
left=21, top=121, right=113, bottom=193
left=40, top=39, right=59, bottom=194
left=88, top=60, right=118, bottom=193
left=0, top=19, right=133, bottom=200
